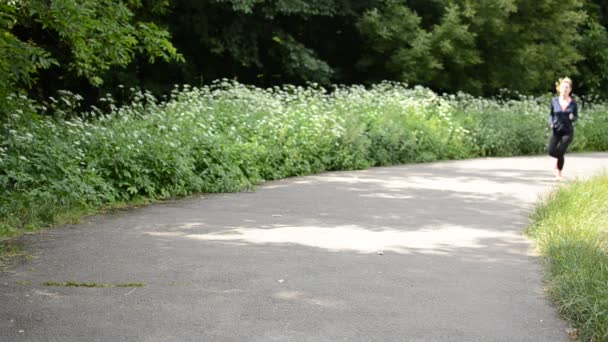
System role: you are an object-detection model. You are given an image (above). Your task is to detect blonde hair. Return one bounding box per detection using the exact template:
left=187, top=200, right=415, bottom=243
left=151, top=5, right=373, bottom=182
left=556, top=77, right=573, bottom=93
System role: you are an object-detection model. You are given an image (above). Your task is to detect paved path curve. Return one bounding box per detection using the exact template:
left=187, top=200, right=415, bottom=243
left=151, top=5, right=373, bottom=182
left=1, top=153, right=607, bottom=341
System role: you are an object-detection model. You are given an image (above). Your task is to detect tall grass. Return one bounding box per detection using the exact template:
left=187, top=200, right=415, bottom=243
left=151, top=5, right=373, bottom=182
left=527, top=174, right=608, bottom=341
left=1, top=80, right=608, bottom=236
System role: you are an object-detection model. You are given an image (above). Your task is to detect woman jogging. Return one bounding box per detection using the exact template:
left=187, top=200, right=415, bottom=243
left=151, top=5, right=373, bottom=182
left=548, top=77, right=578, bottom=179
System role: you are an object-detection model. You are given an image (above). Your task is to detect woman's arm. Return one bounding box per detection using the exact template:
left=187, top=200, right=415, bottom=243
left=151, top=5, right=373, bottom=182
left=570, top=101, right=578, bottom=122
left=548, top=100, right=554, bottom=127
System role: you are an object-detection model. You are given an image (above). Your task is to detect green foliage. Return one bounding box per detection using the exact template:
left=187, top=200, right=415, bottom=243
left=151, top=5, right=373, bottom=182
left=272, top=33, right=333, bottom=85
left=571, top=100, right=608, bottom=152
left=2, top=81, right=608, bottom=237
left=527, top=174, right=608, bottom=341
left=0, top=2, right=57, bottom=103
left=357, top=0, right=586, bottom=95
left=357, top=1, right=438, bottom=84
left=159, top=0, right=348, bottom=88
left=0, top=0, right=181, bottom=100
left=6, top=0, right=608, bottom=102
left=6, top=0, right=608, bottom=103
left=497, top=0, right=585, bottom=93
left=577, top=22, right=608, bottom=97
left=210, top=0, right=344, bottom=17
left=451, top=93, right=550, bottom=156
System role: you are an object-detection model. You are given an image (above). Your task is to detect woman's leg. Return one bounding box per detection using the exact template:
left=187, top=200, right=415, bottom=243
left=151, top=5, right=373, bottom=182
left=555, top=134, right=574, bottom=171
left=548, top=133, right=560, bottom=159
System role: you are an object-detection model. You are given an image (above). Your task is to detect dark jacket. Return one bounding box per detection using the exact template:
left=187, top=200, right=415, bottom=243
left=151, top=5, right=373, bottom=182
left=549, top=96, right=578, bottom=135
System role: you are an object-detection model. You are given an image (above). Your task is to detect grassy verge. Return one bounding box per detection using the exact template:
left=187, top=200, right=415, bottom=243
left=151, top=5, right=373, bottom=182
left=526, top=174, right=608, bottom=341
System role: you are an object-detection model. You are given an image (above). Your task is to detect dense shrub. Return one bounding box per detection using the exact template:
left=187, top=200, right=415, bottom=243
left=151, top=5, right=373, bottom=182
left=1, top=81, right=607, bottom=234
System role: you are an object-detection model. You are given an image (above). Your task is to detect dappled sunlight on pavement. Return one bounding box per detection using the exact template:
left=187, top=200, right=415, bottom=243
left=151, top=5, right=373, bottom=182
left=147, top=224, right=522, bottom=256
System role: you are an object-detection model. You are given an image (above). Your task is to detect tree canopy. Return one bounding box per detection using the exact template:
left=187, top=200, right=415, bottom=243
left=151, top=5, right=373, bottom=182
left=3, top=0, right=608, bottom=106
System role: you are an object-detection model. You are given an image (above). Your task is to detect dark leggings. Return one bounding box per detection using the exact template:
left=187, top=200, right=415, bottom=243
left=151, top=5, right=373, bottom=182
left=548, top=132, right=573, bottom=171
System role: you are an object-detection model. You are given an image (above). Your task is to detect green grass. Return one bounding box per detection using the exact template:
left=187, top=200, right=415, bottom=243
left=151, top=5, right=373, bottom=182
left=42, top=281, right=113, bottom=288
left=0, top=242, right=27, bottom=271
left=115, top=282, right=146, bottom=287
left=526, top=174, right=608, bottom=341
left=42, top=281, right=146, bottom=288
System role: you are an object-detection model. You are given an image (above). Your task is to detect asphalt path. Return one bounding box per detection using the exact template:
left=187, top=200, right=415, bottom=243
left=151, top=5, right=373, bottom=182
left=1, top=153, right=607, bottom=341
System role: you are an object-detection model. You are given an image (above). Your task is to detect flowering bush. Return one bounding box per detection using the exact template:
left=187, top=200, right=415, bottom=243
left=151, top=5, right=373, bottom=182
left=1, top=80, right=607, bottom=235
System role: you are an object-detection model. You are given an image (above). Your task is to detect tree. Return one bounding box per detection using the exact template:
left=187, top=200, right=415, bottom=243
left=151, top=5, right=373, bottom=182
left=0, top=0, right=182, bottom=106
left=576, top=1, right=608, bottom=97
left=356, top=0, right=587, bottom=96
left=151, top=0, right=361, bottom=87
